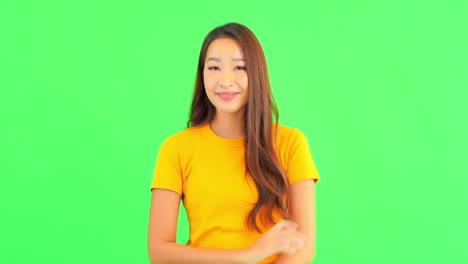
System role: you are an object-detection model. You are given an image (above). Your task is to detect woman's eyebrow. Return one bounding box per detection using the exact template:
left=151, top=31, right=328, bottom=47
left=206, top=57, right=245, bottom=62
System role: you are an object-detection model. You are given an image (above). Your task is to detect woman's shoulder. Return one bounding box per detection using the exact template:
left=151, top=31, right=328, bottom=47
left=162, top=123, right=207, bottom=145
left=274, top=123, right=304, bottom=139
left=273, top=123, right=312, bottom=155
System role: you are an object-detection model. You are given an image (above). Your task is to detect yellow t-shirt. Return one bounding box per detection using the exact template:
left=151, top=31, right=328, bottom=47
left=150, top=122, right=320, bottom=264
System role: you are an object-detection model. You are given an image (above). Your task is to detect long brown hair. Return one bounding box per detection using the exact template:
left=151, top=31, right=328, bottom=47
left=186, top=22, right=290, bottom=233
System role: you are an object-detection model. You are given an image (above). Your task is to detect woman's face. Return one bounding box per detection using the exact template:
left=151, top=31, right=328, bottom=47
left=203, top=37, right=249, bottom=115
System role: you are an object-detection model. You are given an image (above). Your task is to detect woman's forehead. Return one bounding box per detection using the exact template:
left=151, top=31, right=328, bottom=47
left=206, top=38, right=244, bottom=60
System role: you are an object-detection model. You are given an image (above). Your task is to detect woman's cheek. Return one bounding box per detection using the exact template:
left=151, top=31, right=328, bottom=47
left=204, top=73, right=216, bottom=89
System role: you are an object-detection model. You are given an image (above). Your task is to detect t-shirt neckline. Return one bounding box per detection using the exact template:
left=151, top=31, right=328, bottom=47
left=202, top=122, right=245, bottom=147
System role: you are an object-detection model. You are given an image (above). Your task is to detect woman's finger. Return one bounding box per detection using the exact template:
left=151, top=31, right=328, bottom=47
left=271, top=219, right=298, bottom=232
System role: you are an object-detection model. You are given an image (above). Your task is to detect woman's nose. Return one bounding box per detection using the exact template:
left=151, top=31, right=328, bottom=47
left=221, top=71, right=235, bottom=87
left=221, top=81, right=234, bottom=88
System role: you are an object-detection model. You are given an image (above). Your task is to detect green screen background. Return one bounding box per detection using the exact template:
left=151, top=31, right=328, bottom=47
left=1, top=0, right=467, bottom=263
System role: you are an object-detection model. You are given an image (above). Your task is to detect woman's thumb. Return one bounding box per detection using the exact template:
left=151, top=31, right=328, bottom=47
left=272, top=220, right=298, bottom=232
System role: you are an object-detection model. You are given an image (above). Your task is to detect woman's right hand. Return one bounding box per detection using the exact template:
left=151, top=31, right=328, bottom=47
left=242, top=219, right=306, bottom=264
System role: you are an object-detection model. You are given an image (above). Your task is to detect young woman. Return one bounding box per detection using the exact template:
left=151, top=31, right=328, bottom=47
left=148, top=22, right=320, bottom=264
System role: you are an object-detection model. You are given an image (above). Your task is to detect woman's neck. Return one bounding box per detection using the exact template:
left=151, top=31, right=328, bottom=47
left=209, top=110, right=245, bottom=139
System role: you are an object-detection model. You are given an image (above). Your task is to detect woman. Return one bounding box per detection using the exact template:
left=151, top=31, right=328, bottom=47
left=148, top=22, right=320, bottom=264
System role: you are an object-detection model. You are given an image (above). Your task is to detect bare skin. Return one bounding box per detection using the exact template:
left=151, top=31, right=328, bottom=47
left=203, top=37, right=248, bottom=139
left=243, top=220, right=306, bottom=263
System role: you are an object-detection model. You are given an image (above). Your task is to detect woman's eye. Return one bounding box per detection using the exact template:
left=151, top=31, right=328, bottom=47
left=207, top=66, right=245, bottom=70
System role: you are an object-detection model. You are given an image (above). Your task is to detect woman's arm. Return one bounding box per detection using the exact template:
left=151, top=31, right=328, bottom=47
left=150, top=242, right=249, bottom=264
left=148, top=188, right=251, bottom=264
left=273, top=179, right=317, bottom=264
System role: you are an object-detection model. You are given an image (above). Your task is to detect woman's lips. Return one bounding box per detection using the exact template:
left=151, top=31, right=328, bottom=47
left=217, top=92, right=239, bottom=101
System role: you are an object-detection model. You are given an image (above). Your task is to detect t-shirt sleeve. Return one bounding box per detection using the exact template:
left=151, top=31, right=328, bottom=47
left=150, top=135, right=183, bottom=196
left=286, top=128, right=320, bottom=184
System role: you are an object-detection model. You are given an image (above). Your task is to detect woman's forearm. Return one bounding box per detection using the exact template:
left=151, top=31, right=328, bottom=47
left=149, top=242, right=253, bottom=264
